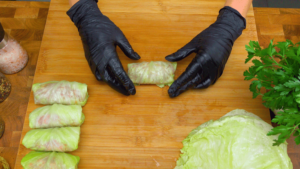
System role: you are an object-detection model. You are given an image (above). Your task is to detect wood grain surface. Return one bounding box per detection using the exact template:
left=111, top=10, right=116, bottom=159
left=0, top=0, right=298, bottom=168
left=12, top=0, right=269, bottom=168
left=0, top=2, right=49, bottom=169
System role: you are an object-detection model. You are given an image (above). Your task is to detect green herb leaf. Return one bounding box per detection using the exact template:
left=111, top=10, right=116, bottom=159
left=285, top=108, right=298, bottom=114
left=287, top=39, right=294, bottom=46
left=246, top=45, right=255, bottom=54
left=244, top=39, right=300, bottom=146
left=243, top=70, right=254, bottom=80
left=294, top=129, right=300, bottom=137
left=268, top=125, right=293, bottom=146
left=252, top=41, right=261, bottom=49
left=245, top=53, right=254, bottom=63
left=280, top=91, right=290, bottom=96
left=295, top=136, right=300, bottom=145
left=284, top=79, right=300, bottom=89
left=250, top=81, right=261, bottom=98
left=274, top=84, right=289, bottom=91
left=252, top=59, right=264, bottom=66
left=297, top=47, right=300, bottom=57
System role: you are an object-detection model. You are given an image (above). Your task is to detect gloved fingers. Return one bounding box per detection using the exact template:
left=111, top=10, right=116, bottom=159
left=192, top=52, right=216, bottom=89
left=165, top=41, right=197, bottom=62
left=95, top=70, right=102, bottom=81
left=96, top=45, right=135, bottom=95
left=101, top=68, right=131, bottom=96
left=117, top=35, right=141, bottom=60
left=194, top=77, right=211, bottom=89
left=168, top=73, right=201, bottom=98
left=108, top=58, right=136, bottom=95
left=168, top=62, right=201, bottom=98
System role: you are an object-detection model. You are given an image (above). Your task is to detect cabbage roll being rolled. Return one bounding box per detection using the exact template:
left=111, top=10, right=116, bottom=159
left=29, top=104, right=85, bottom=129
left=22, top=127, right=80, bottom=152
left=128, top=61, right=177, bottom=87
left=32, top=81, right=89, bottom=106
left=21, top=151, right=80, bottom=169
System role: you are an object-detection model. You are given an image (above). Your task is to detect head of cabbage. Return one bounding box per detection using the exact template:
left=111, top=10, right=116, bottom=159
left=175, top=109, right=293, bottom=169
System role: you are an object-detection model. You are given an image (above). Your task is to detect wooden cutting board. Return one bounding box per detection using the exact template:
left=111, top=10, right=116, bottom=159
left=15, top=0, right=267, bottom=168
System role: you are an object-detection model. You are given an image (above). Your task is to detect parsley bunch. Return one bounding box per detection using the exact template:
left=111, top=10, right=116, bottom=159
left=244, top=39, right=300, bottom=146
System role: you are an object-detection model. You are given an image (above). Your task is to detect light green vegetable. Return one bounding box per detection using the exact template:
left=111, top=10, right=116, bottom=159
left=175, top=109, right=293, bottom=169
left=22, top=127, right=80, bottom=152
left=32, top=81, right=89, bottom=106
left=29, top=104, right=85, bottom=129
left=128, top=61, right=177, bottom=87
left=21, top=151, right=80, bottom=169
left=0, top=156, right=10, bottom=169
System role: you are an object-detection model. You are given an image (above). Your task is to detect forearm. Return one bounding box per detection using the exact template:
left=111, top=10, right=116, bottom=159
left=69, top=0, right=79, bottom=7
left=225, top=0, right=253, bottom=18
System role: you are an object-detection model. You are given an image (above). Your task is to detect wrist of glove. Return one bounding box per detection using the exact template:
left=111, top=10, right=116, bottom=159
left=67, top=0, right=140, bottom=96
left=166, top=6, right=246, bottom=98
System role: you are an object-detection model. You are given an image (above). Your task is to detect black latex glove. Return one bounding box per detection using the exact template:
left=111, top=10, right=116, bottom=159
left=67, top=0, right=140, bottom=96
left=165, top=6, right=246, bottom=98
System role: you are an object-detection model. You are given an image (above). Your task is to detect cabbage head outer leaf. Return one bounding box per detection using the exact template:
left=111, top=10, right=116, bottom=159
left=175, top=109, right=293, bottom=169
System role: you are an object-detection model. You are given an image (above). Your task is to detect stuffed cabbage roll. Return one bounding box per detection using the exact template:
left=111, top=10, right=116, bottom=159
left=29, top=104, right=85, bottom=129
left=22, top=127, right=80, bottom=152
left=128, top=61, right=177, bottom=87
left=21, top=151, right=80, bottom=169
left=32, top=81, right=89, bottom=106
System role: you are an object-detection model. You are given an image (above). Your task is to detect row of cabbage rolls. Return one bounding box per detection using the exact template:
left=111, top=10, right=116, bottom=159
left=21, top=81, right=89, bottom=169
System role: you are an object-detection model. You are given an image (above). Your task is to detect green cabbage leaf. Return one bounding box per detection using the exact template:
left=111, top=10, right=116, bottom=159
left=22, top=127, right=80, bottom=152
left=29, top=104, right=85, bottom=129
left=128, top=61, right=177, bottom=87
left=32, top=81, right=89, bottom=106
left=21, top=151, right=80, bottom=169
left=175, top=109, right=293, bottom=169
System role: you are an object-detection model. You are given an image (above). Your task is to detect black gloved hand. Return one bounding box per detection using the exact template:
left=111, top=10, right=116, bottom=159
left=67, top=0, right=140, bottom=96
left=165, top=6, right=246, bottom=98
